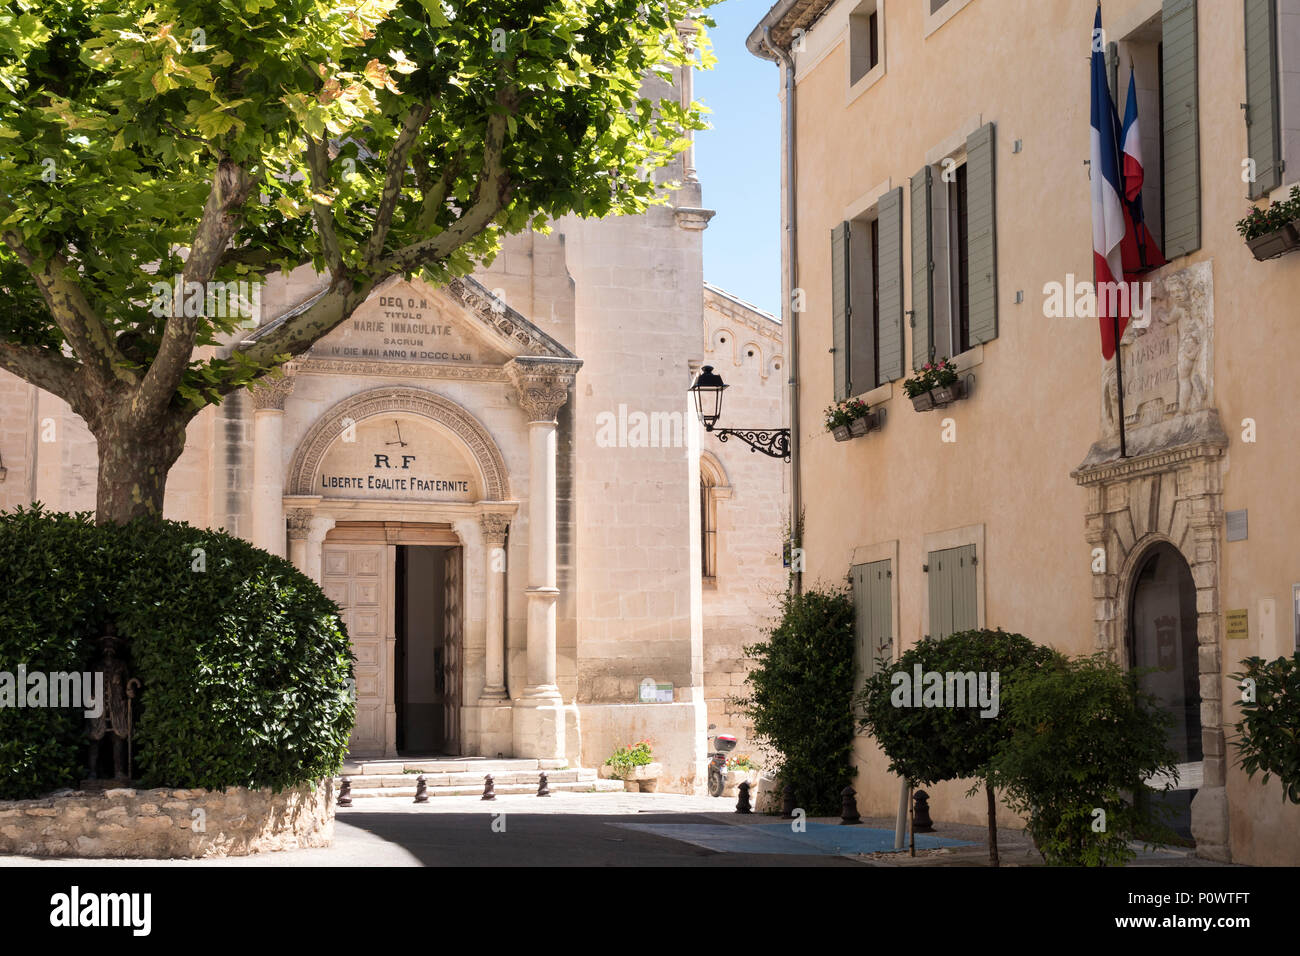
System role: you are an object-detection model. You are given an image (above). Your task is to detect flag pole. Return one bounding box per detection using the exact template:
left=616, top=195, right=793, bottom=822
left=1114, top=318, right=1128, bottom=458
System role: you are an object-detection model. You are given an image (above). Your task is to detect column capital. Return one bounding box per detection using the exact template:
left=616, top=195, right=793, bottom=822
left=248, top=362, right=299, bottom=411
left=506, top=356, right=582, bottom=423
left=287, top=507, right=314, bottom=540
left=479, top=512, right=512, bottom=544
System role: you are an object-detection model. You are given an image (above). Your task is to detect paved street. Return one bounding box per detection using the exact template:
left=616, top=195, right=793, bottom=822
left=0, top=792, right=1224, bottom=867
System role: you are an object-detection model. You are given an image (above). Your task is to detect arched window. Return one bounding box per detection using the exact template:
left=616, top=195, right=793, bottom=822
left=699, top=453, right=728, bottom=583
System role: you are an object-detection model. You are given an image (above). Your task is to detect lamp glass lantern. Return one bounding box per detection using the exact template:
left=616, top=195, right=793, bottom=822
left=690, top=365, right=728, bottom=432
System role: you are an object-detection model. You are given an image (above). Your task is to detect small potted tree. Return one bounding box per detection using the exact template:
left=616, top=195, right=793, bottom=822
left=1237, top=185, right=1300, bottom=261
left=903, top=359, right=963, bottom=411
left=824, top=398, right=875, bottom=440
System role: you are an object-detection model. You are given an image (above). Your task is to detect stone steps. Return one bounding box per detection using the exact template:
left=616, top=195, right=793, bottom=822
left=339, top=779, right=625, bottom=799
left=334, top=756, right=625, bottom=799
left=346, top=768, right=591, bottom=788
left=341, top=758, right=542, bottom=776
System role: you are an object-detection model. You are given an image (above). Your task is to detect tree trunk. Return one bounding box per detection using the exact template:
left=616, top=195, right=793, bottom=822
left=94, top=415, right=189, bottom=524
left=986, top=780, right=1000, bottom=867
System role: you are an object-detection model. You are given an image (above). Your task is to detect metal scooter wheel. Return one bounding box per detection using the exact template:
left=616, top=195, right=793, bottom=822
left=707, top=766, right=724, bottom=797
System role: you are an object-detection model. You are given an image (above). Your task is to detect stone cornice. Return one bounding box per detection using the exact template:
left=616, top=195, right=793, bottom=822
left=294, top=358, right=510, bottom=383
left=747, top=0, right=835, bottom=57
left=1073, top=408, right=1229, bottom=485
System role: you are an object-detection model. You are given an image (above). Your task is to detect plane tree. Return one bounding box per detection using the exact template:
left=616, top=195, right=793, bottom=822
left=0, top=0, right=713, bottom=522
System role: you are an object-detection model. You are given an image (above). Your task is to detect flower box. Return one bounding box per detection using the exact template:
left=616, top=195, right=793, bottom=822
left=722, top=768, right=760, bottom=797
left=910, top=379, right=964, bottom=411
left=848, top=414, right=872, bottom=437
left=1246, top=222, right=1300, bottom=261
left=832, top=424, right=852, bottom=442
left=598, top=762, right=663, bottom=793
left=929, top=382, right=963, bottom=407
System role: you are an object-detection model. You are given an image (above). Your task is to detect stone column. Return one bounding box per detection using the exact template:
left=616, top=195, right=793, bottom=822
left=479, top=513, right=511, bottom=701
left=248, top=367, right=296, bottom=557
left=506, top=357, right=580, bottom=763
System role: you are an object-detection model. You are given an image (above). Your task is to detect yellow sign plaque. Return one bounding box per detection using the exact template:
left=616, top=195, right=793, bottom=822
left=1225, top=609, right=1249, bottom=640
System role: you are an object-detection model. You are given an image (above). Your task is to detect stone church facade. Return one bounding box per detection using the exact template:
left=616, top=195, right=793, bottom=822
left=0, top=57, right=787, bottom=793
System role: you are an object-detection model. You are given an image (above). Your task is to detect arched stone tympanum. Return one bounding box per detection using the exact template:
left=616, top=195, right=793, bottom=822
left=286, top=387, right=511, bottom=501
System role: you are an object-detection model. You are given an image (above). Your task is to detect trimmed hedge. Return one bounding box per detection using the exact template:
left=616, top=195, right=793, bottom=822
left=0, top=506, right=355, bottom=799
left=737, top=585, right=856, bottom=815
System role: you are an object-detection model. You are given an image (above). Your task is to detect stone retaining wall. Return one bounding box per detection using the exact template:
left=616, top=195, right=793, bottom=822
left=0, top=779, right=334, bottom=858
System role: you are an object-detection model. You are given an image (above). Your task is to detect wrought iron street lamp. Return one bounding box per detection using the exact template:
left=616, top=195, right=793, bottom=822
left=689, top=365, right=790, bottom=462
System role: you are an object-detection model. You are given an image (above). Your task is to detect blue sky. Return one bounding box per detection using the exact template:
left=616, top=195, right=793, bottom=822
left=694, top=0, right=781, bottom=317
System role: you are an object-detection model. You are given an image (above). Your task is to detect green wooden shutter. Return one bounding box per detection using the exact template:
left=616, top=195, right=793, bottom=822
left=910, top=166, right=933, bottom=371
left=877, top=187, right=905, bottom=383
left=928, top=549, right=952, bottom=641
left=965, top=122, right=998, bottom=346
left=852, top=564, right=870, bottom=691
left=928, top=544, right=978, bottom=640
left=1162, top=0, right=1200, bottom=258
left=951, top=544, right=978, bottom=632
left=1244, top=0, right=1282, bottom=199
left=849, top=220, right=875, bottom=395
left=868, top=559, right=893, bottom=669
left=853, top=560, right=893, bottom=687
left=831, top=221, right=851, bottom=400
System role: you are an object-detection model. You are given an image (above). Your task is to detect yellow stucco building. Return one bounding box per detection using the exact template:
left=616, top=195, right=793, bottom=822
left=749, top=0, right=1300, bottom=864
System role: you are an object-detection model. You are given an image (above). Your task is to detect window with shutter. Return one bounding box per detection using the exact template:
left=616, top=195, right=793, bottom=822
left=877, top=187, right=905, bottom=382
left=1244, top=0, right=1282, bottom=198
left=831, top=221, right=850, bottom=400
left=927, top=544, right=978, bottom=640
left=910, top=165, right=933, bottom=371
left=965, top=122, right=998, bottom=346
left=852, top=559, right=894, bottom=690
left=1161, top=0, right=1200, bottom=258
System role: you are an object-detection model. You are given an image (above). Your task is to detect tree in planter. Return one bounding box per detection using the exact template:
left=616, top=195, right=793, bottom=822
left=0, top=0, right=715, bottom=524
left=987, top=653, right=1179, bottom=867
left=856, top=627, right=1059, bottom=866
left=736, top=584, right=856, bottom=815
left=1230, top=654, right=1300, bottom=804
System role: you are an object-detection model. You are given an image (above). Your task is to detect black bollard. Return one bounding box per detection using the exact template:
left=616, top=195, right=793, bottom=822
left=338, top=776, right=352, bottom=807
left=414, top=774, right=428, bottom=804
left=735, top=780, right=752, bottom=814
left=781, top=783, right=797, bottom=819
left=481, top=773, right=496, bottom=801
left=537, top=772, right=551, bottom=797
left=912, top=790, right=935, bottom=833
left=840, top=785, right=861, bottom=825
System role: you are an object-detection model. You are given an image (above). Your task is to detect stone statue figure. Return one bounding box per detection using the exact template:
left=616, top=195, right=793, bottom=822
left=87, top=627, right=138, bottom=782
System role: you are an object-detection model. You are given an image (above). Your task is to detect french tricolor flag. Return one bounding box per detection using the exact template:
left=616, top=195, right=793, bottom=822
left=1119, top=63, right=1166, bottom=277
left=1089, top=5, right=1127, bottom=360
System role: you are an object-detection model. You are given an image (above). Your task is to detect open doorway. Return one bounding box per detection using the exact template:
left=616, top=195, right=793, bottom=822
left=1127, top=541, right=1201, bottom=841
left=395, top=544, right=462, bottom=755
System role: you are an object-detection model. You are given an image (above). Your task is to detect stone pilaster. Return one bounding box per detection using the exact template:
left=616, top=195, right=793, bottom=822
left=505, top=357, right=580, bottom=764
left=248, top=366, right=296, bottom=557
left=479, top=512, right=511, bottom=701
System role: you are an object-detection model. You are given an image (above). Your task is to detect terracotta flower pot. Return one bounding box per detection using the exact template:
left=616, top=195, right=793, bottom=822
left=832, top=424, right=851, bottom=441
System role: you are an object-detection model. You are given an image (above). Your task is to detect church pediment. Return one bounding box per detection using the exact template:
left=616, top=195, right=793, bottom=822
left=305, top=275, right=574, bottom=371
